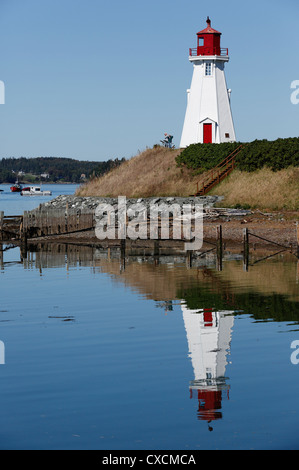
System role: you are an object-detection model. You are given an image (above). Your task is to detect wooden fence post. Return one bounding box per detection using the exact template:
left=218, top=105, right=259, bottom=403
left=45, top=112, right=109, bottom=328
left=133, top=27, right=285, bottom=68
left=65, top=203, right=69, bottom=233
left=0, top=211, right=4, bottom=241
left=243, top=228, right=249, bottom=271
left=296, top=222, right=299, bottom=257
left=216, top=225, right=223, bottom=271
left=154, top=240, right=160, bottom=265
left=120, top=239, right=126, bottom=272
left=186, top=250, right=192, bottom=269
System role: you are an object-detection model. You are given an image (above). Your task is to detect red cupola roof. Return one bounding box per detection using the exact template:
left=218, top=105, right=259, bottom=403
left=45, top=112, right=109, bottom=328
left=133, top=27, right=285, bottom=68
left=197, top=17, right=221, bottom=35
left=189, top=17, right=228, bottom=57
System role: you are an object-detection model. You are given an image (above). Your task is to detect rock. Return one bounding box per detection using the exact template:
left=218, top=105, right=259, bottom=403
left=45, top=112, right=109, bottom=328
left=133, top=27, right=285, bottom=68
left=32, top=195, right=249, bottom=222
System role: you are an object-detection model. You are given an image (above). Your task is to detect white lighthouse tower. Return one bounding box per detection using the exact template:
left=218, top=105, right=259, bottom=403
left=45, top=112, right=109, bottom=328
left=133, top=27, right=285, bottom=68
left=180, top=17, right=236, bottom=147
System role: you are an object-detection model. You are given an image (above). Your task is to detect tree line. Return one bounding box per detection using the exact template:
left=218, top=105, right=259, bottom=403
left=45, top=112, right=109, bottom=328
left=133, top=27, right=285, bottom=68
left=0, top=156, right=126, bottom=184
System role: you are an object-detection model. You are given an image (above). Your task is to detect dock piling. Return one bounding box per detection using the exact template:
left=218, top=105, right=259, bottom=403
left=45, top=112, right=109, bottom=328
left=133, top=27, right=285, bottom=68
left=0, top=211, right=3, bottom=241
left=216, top=225, right=223, bottom=271
left=243, top=228, right=249, bottom=271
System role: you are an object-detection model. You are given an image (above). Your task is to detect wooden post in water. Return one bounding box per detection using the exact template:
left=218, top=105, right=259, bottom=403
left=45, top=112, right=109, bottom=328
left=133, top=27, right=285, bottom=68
left=65, top=203, right=69, bottom=233
left=216, top=225, right=223, bottom=271
left=243, top=228, right=249, bottom=271
left=186, top=250, right=192, bottom=269
left=0, top=244, right=3, bottom=269
left=154, top=240, right=160, bottom=266
left=0, top=211, right=4, bottom=241
left=120, top=238, right=126, bottom=272
left=20, top=212, right=28, bottom=259
left=20, top=236, right=28, bottom=260
left=296, top=222, right=299, bottom=257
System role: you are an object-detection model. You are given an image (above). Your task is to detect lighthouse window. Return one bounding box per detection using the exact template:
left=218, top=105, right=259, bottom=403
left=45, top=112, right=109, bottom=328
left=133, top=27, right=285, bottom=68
left=205, top=63, right=212, bottom=76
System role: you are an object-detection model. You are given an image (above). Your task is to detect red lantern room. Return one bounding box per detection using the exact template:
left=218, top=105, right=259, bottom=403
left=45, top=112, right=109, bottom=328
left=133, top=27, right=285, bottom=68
left=189, top=17, right=228, bottom=57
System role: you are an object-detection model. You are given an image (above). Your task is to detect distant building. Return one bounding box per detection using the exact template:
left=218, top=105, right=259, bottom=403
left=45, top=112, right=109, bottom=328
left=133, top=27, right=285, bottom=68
left=40, top=173, right=50, bottom=179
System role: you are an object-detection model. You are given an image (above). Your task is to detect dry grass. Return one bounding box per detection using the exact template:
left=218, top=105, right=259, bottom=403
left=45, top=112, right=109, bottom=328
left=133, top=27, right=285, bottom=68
left=77, top=146, right=299, bottom=210
left=77, top=146, right=199, bottom=198
left=210, top=167, right=299, bottom=210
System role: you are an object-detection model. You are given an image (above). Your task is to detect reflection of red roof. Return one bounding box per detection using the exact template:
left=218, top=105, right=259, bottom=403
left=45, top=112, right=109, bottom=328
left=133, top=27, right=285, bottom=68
left=191, top=389, right=223, bottom=422
left=197, top=18, right=221, bottom=35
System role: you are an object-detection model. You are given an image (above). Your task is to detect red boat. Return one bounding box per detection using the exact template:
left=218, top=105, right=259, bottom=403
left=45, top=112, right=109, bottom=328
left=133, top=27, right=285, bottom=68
left=10, top=182, right=23, bottom=192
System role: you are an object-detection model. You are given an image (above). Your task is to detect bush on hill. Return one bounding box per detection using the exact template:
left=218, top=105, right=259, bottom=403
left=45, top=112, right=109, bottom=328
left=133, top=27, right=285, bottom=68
left=176, top=137, right=299, bottom=172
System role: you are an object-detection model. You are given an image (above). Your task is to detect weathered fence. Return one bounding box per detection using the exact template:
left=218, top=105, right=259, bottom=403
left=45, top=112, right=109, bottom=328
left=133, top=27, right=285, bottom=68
left=22, top=207, right=95, bottom=238
left=0, top=211, right=23, bottom=241
left=1, top=207, right=299, bottom=271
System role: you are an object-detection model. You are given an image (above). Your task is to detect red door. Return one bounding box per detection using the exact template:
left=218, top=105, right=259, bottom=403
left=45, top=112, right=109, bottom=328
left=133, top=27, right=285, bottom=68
left=203, top=123, right=212, bottom=144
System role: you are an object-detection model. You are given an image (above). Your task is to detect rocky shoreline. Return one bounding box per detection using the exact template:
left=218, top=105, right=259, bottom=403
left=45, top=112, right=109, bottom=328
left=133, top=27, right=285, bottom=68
left=41, top=194, right=222, bottom=210
left=38, top=194, right=251, bottom=218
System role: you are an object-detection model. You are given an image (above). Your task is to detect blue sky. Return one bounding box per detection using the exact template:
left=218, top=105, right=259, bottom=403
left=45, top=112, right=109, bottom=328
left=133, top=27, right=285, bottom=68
left=0, top=0, right=298, bottom=161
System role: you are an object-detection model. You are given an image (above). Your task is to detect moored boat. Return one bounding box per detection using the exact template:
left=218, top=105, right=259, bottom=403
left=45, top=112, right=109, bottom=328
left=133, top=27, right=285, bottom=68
left=10, top=182, right=23, bottom=192
left=20, top=186, right=52, bottom=196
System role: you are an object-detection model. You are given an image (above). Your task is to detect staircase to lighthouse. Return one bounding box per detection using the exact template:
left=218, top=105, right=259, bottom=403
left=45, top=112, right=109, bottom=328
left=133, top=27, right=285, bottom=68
left=180, top=17, right=236, bottom=148
left=195, top=144, right=244, bottom=196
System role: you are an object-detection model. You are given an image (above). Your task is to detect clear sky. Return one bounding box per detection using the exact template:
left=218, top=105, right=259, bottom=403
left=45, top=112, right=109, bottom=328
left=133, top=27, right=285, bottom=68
left=0, top=0, right=298, bottom=161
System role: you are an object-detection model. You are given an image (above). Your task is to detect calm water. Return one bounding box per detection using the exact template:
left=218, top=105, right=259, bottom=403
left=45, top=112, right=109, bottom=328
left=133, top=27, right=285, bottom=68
left=0, top=183, right=79, bottom=215
left=0, top=189, right=299, bottom=450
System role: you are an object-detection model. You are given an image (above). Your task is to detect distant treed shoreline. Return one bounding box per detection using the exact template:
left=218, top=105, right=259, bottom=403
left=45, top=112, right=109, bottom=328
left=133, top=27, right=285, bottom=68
left=0, top=156, right=126, bottom=184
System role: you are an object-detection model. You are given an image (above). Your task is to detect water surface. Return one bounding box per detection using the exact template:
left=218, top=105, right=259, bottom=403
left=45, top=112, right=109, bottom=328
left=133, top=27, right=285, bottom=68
left=0, top=183, right=79, bottom=215
left=0, top=242, right=298, bottom=450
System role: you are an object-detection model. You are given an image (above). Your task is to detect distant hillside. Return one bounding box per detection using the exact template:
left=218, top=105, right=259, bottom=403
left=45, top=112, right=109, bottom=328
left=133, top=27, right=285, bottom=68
left=77, top=142, right=299, bottom=210
left=0, top=156, right=126, bottom=184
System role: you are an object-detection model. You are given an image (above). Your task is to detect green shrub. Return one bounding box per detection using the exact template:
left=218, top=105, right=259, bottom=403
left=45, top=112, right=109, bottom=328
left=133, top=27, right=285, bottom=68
left=176, top=137, right=299, bottom=172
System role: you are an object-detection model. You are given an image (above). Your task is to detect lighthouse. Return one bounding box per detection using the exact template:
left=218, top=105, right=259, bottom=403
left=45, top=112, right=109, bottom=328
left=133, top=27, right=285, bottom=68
left=180, top=17, right=236, bottom=147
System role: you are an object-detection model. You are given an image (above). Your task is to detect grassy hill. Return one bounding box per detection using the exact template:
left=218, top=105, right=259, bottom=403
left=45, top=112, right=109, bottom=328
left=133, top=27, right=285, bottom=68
left=77, top=139, right=299, bottom=211
left=208, top=167, right=299, bottom=211
left=77, top=146, right=199, bottom=198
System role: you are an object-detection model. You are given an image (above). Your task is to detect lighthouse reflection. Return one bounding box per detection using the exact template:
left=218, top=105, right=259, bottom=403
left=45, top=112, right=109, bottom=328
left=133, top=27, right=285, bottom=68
left=181, top=304, right=234, bottom=426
